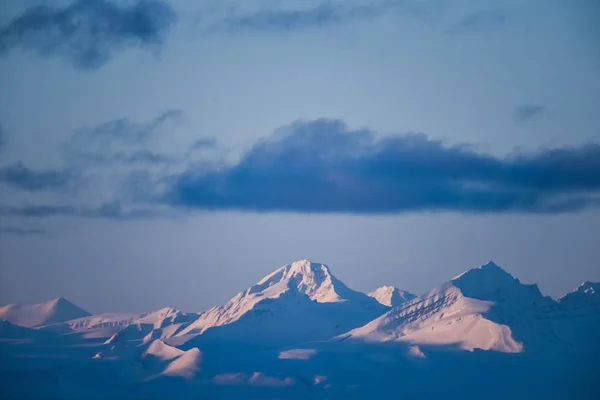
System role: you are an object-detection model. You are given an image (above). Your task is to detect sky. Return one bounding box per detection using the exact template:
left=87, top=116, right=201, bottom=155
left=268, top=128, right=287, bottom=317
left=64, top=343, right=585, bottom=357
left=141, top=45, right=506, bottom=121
left=0, top=0, right=599, bottom=314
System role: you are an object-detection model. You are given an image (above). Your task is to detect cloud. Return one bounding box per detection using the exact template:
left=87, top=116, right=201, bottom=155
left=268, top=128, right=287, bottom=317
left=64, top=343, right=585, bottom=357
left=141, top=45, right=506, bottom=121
left=0, top=124, right=5, bottom=150
left=0, top=111, right=190, bottom=221
left=0, top=0, right=176, bottom=69
left=447, top=10, right=506, bottom=34
left=223, top=3, right=343, bottom=32
left=0, top=226, right=47, bottom=236
left=514, top=105, right=546, bottom=122
left=165, top=119, right=600, bottom=214
left=0, top=162, right=73, bottom=192
left=0, top=202, right=169, bottom=219
left=220, top=1, right=431, bottom=33
left=63, top=109, right=183, bottom=165
left=189, top=138, right=217, bottom=150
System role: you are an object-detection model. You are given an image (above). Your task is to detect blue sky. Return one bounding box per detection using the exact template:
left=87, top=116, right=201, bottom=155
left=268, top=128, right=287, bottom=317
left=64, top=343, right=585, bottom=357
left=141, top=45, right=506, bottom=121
left=0, top=0, right=599, bottom=313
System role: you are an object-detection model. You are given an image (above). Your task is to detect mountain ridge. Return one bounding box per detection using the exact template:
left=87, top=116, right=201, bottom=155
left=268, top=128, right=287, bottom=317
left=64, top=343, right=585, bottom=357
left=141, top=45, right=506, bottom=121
left=1, top=260, right=598, bottom=399
left=368, top=285, right=416, bottom=307
left=0, top=297, right=90, bottom=328
left=175, top=260, right=388, bottom=344
left=1, top=259, right=598, bottom=353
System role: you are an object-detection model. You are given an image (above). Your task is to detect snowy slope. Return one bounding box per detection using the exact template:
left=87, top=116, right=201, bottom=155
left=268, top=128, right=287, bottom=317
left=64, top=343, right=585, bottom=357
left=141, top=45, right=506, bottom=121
left=345, top=261, right=559, bottom=352
left=92, top=337, right=203, bottom=380
left=0, top=297, right=90, bottom=328
left=559, top=281, right=600, bottom=309
left=0, top=320, right=44, bottom=339
left=38, top=307, right=200, bottom=341
left=177, top=260, right=388, bottom=343
left=38, top=312, right=139, bottom=338
left=136, top=307, right=199, bottom=329
left=368, top=286, right=416, bottom=307
left=553, top=281, right=600, bottom=347
left=1, top=260, right=599, bottom=399
left=103, top=307, right=201, bottom=343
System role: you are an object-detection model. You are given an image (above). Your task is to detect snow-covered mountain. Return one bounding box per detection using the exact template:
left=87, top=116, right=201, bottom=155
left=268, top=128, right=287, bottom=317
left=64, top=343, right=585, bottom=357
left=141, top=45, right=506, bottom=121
left=176, top=260, right=388, bottom=344
left=344, top=261, right=561, bottom=353
left=104, top=308, right=200, bottom=344
left=1, top=259, right=599, bottom=399
left=553, top=281, right=600, bottom=347
left=37, top=307, right=200, bottom=343
left=368, top=285, right=416, bottom=307
left=0, top=320, right=44, bottom=338
left=559, top=281, right=600, bottom=309
left=0, top=297, right=90, bottom=328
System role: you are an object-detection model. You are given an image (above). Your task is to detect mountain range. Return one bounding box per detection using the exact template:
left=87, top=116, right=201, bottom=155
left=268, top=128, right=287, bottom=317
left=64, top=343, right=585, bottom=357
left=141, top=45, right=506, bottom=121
left=1, top=259, right=599, bottom=399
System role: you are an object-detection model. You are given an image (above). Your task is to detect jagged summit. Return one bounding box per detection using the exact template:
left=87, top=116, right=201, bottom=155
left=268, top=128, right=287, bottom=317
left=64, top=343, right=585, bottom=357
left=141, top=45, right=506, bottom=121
left=368, top=286, right=416, bottom=307
left=577, top=281, right=599, bottom=294
left=176, top=260, right=388, bottom=341
left=345, top=261, right=557, bottom=353
left=559, top=281, right=600, bottom=308
left=0, top=297, right=90, bottom=328
left=252, top=259, right=353, bottom=303
left=287, top=259, right=329, bottom=274
left=452, top=260, right=507, bottom=279
left=137, top=307, right=198, bottom=328
left=451, top=261, right=544, bottom=303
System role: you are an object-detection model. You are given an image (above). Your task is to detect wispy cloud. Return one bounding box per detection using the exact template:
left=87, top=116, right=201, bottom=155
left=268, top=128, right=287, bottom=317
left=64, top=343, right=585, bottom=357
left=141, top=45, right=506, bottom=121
left=0, top=0, right=176, bottom=69
left=514, top=105, right=546, bottom=122
left=223, top=3, right=343, bottom=33
left=219, top=0, right=433, bottom=33
left=0, top=124, right=5, bottom=151
left=0, top=110, right=196, bottom=219
left=189, top=138, right=217, bottom=150
left=0, top=162, right=73, bottom=192
left=5, top=117, right=600, bottom=219
left=0, top=226, right=47, bottom=236
left=446, top=10, right=506, bottom=34
left=0, top=202, right=171, bottom=219
left=166, top=119, right=600, bottom=214
left=63, top=109, right=183, bottom=166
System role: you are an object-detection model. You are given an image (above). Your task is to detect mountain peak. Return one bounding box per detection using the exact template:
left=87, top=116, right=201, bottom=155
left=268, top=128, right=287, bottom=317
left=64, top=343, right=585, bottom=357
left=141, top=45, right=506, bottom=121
left=577, top=281, right=599, bottom=294
left=450, top=261, right=545, bottom=304
left=178, top=260, right=388, bottom=339
left=0, top=297, right=90, bottom=328
left=255, top=260, right=347, bottom=303
left=559, top=281, right=600, bottom=307
left=47, top=297, right=70, bottom=307
left=452, top=260, right=511, bottom=281
left=368, top=286, right=416, bottom=307
left=481, top=260, right=501, bottom=269
left=288, top=259, right=329, bottom=274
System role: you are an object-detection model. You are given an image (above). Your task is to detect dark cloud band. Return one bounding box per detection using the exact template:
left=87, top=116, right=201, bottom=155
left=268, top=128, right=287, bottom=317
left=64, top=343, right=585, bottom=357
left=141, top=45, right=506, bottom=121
left=0, top=0, right=176, bottom=69
left=167, top=119, right=600, bottom=214
left=0, top=163, right=72, bottom=192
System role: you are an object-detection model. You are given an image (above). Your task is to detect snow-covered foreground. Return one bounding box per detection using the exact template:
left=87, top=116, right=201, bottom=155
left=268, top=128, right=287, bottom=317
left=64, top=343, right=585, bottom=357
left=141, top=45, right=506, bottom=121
left=1, top=260, right=599, bottom=399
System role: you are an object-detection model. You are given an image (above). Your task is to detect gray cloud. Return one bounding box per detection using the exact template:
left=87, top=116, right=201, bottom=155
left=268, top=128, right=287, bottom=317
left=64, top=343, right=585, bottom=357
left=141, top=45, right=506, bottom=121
left=219, top=0, right=433, bottom=33
left=189, top=138, right=217, bottom=150
left=7, top=117, right=600, bottom=219
left=0, top=202, right=169, bottom=219
left=0, top=226, right=47, bottom=236
left=0, top=111, right=189, bottom=220
left=0, top=162, right=73, bottom=192
left=70, top=109, right=183, bottom=144
left=166, top=119, right=600, bottom=214
left=447, top=10, right=506, bottom=34
left=0, top=124, right=5, bottom=151
left=0, top=0, right=176, bottom=70
left=63, top=109, right=183, bottom=166
left=514, top=105, right=546, bottom=122
left=223, top=3, right=343, bottom=32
